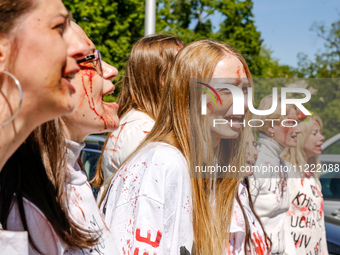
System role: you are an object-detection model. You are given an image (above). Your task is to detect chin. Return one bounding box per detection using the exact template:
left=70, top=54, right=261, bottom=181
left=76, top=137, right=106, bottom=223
left=56, top=98, right=75, bottom=117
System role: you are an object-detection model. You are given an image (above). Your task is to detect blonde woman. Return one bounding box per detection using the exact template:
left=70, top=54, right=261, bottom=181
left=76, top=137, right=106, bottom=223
left=281, top=115, right=328, bottom=255
left=93, top=35, right=183, bottom=197
left=100, top=39, right=253, bottom=254
left=249, top=95, right=301, bottom=255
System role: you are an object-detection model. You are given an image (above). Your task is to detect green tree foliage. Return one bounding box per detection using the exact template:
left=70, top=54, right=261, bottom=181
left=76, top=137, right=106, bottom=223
left=298, top=19, right=340, bottom=139
left=63, top=0, right=293, bottom=102
left=63, top=0, right=145, bottom=72
left=157, top=0, right=264, bottom=76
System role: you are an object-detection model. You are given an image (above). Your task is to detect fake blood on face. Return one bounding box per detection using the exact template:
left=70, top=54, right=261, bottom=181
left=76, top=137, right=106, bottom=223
left=81, top=73, right=108, bottom=129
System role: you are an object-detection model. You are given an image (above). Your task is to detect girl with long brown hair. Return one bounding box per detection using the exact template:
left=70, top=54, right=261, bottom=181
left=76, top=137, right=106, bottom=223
left=92, top=34, right=183, bottom=196
left=0, top=23, right=118, bottom=254
left=281, top=115, right=328, bottom=254
left=100, top=39, right=254, bottom=254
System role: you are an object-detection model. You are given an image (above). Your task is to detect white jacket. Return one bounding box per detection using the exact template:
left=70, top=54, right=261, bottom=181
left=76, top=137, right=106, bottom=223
left=228, top=183, right=271, bottom=255
left=100, top=142, right=193, bottom=255
left=101, top=109, right=155, bottom=182
left=249, top=133, right=289, bottom=255
left=284, top=167, right=328, bottom=255
left=64, top=139, right=119, bottom=254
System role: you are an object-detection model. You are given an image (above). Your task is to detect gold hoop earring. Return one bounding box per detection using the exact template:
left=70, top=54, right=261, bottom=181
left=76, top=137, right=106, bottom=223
left=0, top=71, right=23, bottom=126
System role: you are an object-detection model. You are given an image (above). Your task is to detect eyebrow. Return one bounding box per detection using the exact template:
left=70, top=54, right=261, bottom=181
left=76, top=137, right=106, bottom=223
left=60, top=12, right=73, bottom=24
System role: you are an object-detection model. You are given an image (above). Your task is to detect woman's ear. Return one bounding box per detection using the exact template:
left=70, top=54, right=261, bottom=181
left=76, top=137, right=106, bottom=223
left=0, top=37, right=11, bottom=69
left=267, top=126, right=275, bottom=137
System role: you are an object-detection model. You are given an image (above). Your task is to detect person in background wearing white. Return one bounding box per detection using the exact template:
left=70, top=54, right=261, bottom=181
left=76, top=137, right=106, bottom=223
left=92, top=35, right=183, bottom=199
left=229, top=128, right=272, bottom=255
left=281, top=115, right=328, bottom=255
left=249, top=95, right=301, bottom=255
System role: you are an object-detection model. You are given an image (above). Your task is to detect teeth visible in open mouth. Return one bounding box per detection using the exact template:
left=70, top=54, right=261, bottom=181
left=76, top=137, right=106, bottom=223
left=63, top=73, right=75, bottom=81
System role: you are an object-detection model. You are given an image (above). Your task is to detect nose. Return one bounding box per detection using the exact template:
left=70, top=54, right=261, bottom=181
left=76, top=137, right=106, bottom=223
left=294, top=123, right=302, bottom=134
left=102, top=61, right=118, bottom=80
left=64, top=23, right=93, bottom=61
left=320, top=133, right=325, bottom=141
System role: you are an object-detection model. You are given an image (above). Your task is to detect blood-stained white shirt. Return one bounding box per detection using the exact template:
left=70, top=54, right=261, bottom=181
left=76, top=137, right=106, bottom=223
left=100, top=142, right=193, bottom=255
left=6, top=197, right=68, bottom=255
left=284, top=169, right=328, bottom=255
left=227, top=183, right=271, bottom=255
left=101, top=109, right=155, bottom=182
left=249, top=133, right=289, bottom=255
left=64, top=139, right=119, bottom=255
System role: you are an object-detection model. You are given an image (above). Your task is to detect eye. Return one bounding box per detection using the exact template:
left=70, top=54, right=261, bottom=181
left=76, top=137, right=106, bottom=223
left=53, top=17, right=67, bottom=35
left=216, top=88, right=232, bottom=95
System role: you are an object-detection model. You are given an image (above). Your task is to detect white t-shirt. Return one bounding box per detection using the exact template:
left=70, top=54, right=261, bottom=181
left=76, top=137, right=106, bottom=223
left=228, top=183, right=271, bottom=255
left=64, top=139, right=119, bottom=255
left=100, top=142, right=193, bottom=255
left=284, top=168, right=328, bottom=255
left=0, top=229, right=28, bottom=255
left=101, top=109, right=155, bottom=182
left=249, top=133, right=289, bottom=255
left=6, top=197, right=68, bottom=255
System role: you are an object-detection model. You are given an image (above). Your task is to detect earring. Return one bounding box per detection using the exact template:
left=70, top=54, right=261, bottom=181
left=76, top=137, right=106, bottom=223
left=0, top=71, right=23, bottom=126
left=271, top=132, right=274, bottom=137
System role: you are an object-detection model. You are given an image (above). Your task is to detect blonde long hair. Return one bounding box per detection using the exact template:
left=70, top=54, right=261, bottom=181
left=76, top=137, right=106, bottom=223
left=281, top=116, right=323, bottom=177
left=102, top=39, right=253, bottom=254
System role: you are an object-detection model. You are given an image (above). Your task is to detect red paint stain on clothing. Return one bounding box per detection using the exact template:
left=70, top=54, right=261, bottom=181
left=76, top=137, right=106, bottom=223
left=72, top=187, right=83, bottom=201
left=252, top=232, right=265, bottom=255
left=105, top=148, right=117, bottom=152
left=136, top=229, right=162, bottom=248
left=112, top=122, right=127, bottom=155
left=143, top=131, right=149, bottom=134
left=295, top=240, right=301, bottom=248
left=133, top=248, right=150, bottom=255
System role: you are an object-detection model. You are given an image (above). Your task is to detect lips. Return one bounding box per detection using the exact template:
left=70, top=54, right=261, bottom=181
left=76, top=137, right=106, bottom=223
left=102, top=84, right=119, bottom=109
left=62, top=65, right=79, bottom=94
left=224, top=115, right=244, bottom=129
left=103, top=85, right=115, bottom=97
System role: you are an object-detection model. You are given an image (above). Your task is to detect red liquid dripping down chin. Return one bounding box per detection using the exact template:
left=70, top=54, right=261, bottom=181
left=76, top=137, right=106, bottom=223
left=81, top=75, right=107, bottom=129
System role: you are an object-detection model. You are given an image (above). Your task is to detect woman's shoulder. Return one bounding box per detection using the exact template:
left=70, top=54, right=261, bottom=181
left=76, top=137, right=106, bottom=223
left=121, top=109, right=155, bottom=124
left=136, top=142, right=186, bottom=167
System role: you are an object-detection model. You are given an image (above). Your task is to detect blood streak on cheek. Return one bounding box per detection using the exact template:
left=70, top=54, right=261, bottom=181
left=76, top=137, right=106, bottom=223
left=236, top=67, right=241, bottom=78
left=81, top=74, right=108, bottom=129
